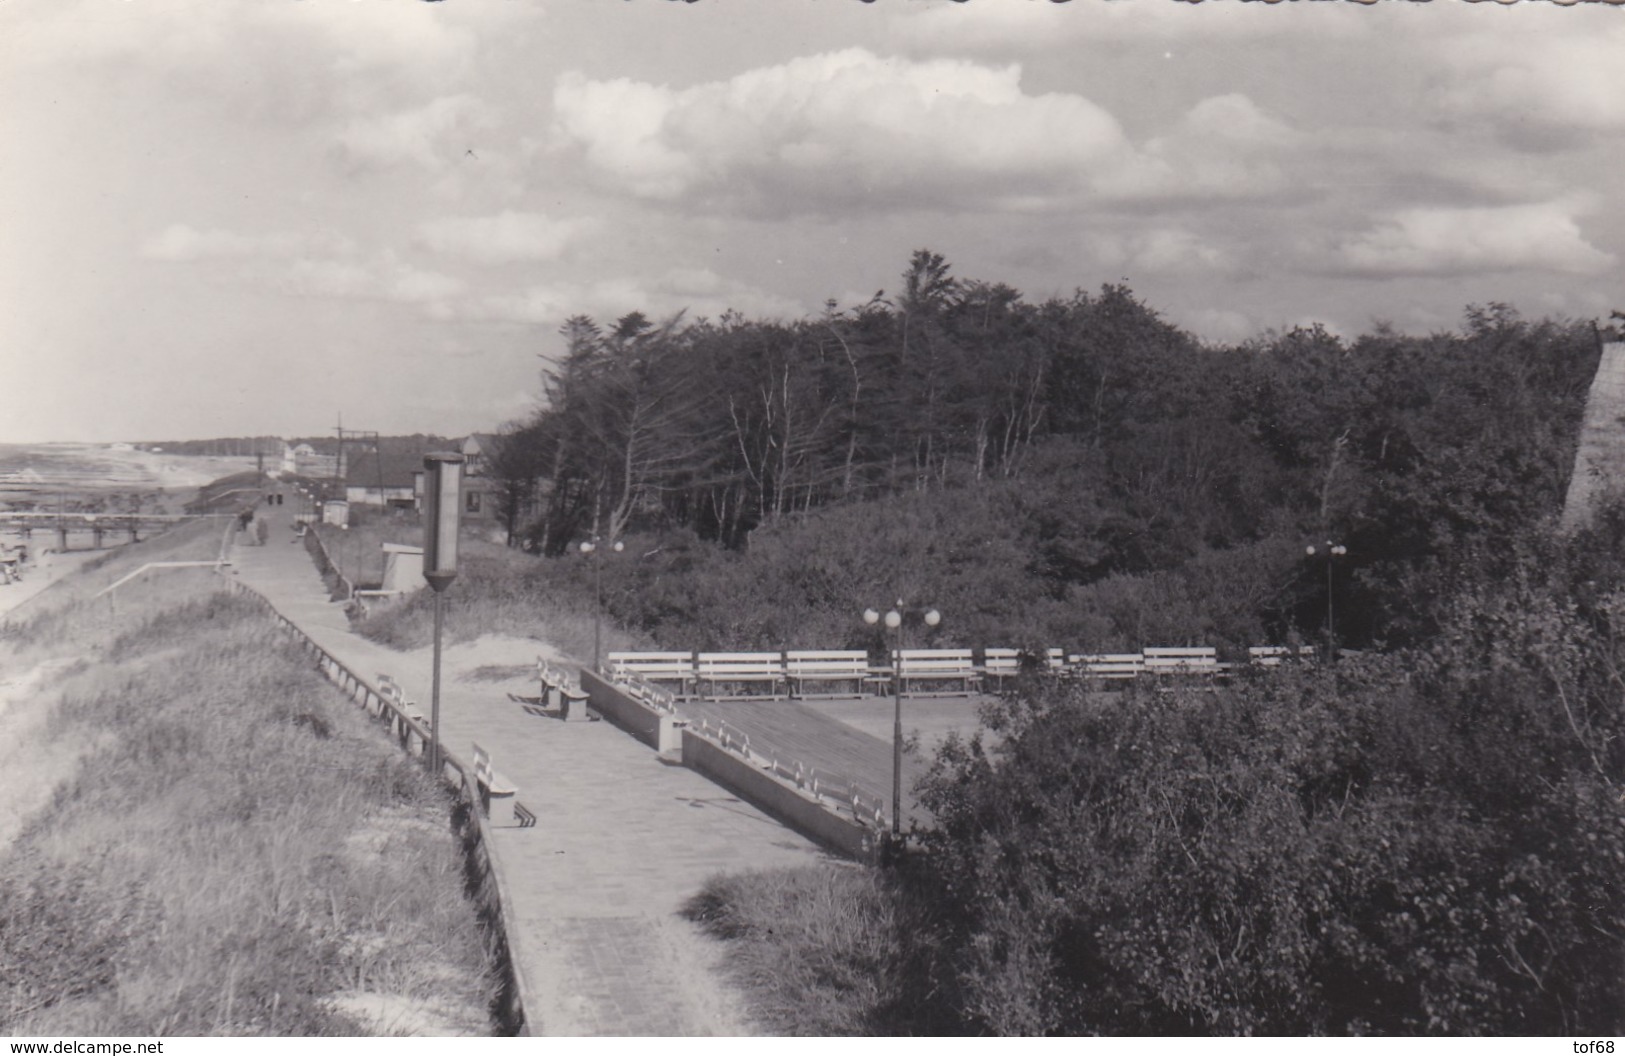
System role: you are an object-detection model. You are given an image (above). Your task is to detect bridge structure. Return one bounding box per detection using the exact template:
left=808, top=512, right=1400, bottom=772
left=0, top=511, right=222, bottom=550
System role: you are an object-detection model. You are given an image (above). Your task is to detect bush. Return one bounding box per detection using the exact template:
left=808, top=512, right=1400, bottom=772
left=912, top=594, right=1625, bottom=1035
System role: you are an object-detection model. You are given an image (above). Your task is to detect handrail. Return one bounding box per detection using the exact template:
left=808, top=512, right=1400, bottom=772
left=694, top=715, right=888, bottom=830
left=303, top=524, right=355, bottom=600
left=214, top=571, right=533, bottom=1034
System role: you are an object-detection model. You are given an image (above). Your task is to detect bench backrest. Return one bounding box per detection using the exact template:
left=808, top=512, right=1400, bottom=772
left=1143, top=646, right=1220, bottom=672
left=472, top=743, right=492, bottom=786
left=696, top=652, right=785, bottom=679
left=1074, top=653, right=1145, bottom=677
left=785, top=650, right=870, bottom=675
left=896, top=649, right=977, bottom=675
left=606, top=651, right=694, bottom=679
left=982, top=648, right=1020, bottom=675
left=1248, top=645, right=1316, bottom=666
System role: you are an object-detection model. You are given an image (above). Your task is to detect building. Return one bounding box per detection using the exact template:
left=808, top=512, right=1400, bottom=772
left=283, top=441, right=341, bottom=479
left=344, top=447, right=425, bottom=509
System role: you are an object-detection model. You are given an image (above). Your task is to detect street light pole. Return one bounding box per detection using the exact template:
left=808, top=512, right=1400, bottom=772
left=863, top=601, right=941, bottom=836
left=1306, top=541, right=1348, bottom=661
left=579, top=535, right=624, bottom=673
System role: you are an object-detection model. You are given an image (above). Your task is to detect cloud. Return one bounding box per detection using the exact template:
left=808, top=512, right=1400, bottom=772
left=1428, top=15, right=1625, bottom=149
left=13, top=0, right=493, bottom=125
left=279, top=252, right=464, bottom=307
left=443, top=268, right=807, bottom=328
left=333, top=95, right=496, bottom=172
left=1095, top=228, right=1232, bottom=275
left=553, top=48, right=1134, bottom=214
left=140, top=224, right=355, bottom=262
left=1107, top=93, right=1299, bottom=201
left=890, top=0, right=1369, bottom=54
left=415, top=211, right=592, bottom=265
left=553, top=51, right=1306, bottom=216
left=1334, top=200, right=1615, bottom=278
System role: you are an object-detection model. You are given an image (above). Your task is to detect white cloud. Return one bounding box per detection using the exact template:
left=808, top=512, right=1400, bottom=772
left=280, top=252, right=464, bottom=307
left=443, top=269, right=807, bottom=328
left=140, top=224, right=354, bottom=262
left=1335, top=200, right=1615, bottom=278
left=1429, top=14, right=1625, bottom=147
left=11, top=0, right=494, bottom=125
left=553, top=52, right=1306, bottom=215
left=1109, top=93, right=1298, bottom=200
left=333, top=95, right=496, bottom=172
left=553, top=49, right=1133, bottom=213
left=891, top=0, right=1369, bottom=54
left=416, top=211, right=592, bottom=265
left=1094, top=228, right=1231, bottom=275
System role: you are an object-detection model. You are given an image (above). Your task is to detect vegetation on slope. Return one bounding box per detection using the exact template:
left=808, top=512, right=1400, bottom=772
left=688, top=508, right=1625, bottom=1036
left=0, top=546, right=499, bottom=1035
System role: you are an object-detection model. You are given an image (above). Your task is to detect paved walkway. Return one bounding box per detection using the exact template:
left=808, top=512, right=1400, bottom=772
left=228, top=504, right=830, bottom=1036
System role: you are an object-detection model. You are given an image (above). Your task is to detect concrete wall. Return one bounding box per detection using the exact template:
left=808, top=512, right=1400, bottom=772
left=581, top=668, right=663, bottom=749
left=582, top=668, right=879, bottom=860
left=680, top=729, right=880, bottom=862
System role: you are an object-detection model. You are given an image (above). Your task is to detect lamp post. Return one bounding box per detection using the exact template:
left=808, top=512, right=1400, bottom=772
left=863, top=601, right=941, bottom=837
left=579, top=534, right=624, bottom=673
left=1305, top=540, right=1348, bottom=661
left=422, top=453, right=465, bottom=779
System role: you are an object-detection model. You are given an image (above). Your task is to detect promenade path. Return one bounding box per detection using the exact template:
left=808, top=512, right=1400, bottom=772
left=228, top=503, right=829, bottom=1036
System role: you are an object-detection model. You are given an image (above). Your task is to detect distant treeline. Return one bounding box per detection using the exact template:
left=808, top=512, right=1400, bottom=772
left=487, top=250, right=1606, bottom=654
left=137, top=435, right=455, bottom=459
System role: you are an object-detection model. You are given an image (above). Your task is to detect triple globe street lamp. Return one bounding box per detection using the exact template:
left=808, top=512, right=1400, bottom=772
left=1305, top=540, right=1348, bottom=661
left=579, top=535, right=624, bottom=673
left=863, top=601, right=941, bottom=837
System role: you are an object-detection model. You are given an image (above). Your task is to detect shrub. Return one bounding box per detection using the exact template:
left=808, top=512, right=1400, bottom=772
left=913, top=613, right=1625, bottom=1035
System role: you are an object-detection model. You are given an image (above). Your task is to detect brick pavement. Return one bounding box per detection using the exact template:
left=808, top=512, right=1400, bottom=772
left=227, top=503, right=830, bottom=1036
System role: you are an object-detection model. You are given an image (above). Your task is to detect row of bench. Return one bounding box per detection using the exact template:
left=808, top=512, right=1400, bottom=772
left=603, top=645, right=1317, bottom=700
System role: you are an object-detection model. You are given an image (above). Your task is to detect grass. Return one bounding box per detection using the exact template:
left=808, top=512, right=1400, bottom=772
left=344, top=532, right=644, bottom=666
left=0, top=569, right=500, bottom=1036
left=682, top=864, right=956, bottom=1036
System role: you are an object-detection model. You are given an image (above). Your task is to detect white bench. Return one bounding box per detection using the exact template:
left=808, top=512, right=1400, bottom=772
left=895, top=649, right=981, bottom=696
left=535, top=657, right=592, bottom=719
left=605, top=651, right=694, bottom=696
left=1249, top=645, right=1317, bottom=667
left=471, top=742, right=532, bottom=827
left=785, top=650, right=872, bottom=698
left=1143, top=646, right=1220, bottom=677
left=1045, top=648, right=1068, bottom=676
left=695, top=652, right=787, bottom=700
left=1072, top=653, right=1145, bottom=680
left=981, top=648, right=1021, bottom=687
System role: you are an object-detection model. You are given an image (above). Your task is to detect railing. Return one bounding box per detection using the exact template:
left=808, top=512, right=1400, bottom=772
left=303, top=525, right=355, bottom=601
left=603, top=671, right=681, bottom=714
left=693, top=715, right=889, bottom=830
left=216, top=572, right=533, bottom=1035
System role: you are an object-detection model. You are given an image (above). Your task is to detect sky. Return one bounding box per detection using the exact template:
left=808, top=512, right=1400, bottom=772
left=2, top=0, right=1622, bottom=444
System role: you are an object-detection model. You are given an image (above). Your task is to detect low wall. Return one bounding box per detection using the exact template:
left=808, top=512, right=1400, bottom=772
left=680, top=729, right=880, bottom=862
left=581, top=668, right=663, bottom=749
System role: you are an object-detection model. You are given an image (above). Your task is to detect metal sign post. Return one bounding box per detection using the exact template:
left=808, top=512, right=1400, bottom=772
left=422, top=453, right=465, bottom=778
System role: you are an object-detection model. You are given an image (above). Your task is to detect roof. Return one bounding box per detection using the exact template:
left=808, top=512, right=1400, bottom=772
left=344, top=445, right=431, bottom=488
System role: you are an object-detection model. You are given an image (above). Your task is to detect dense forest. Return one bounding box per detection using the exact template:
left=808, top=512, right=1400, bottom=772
left=486, top=250, right=1609, bottom=656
